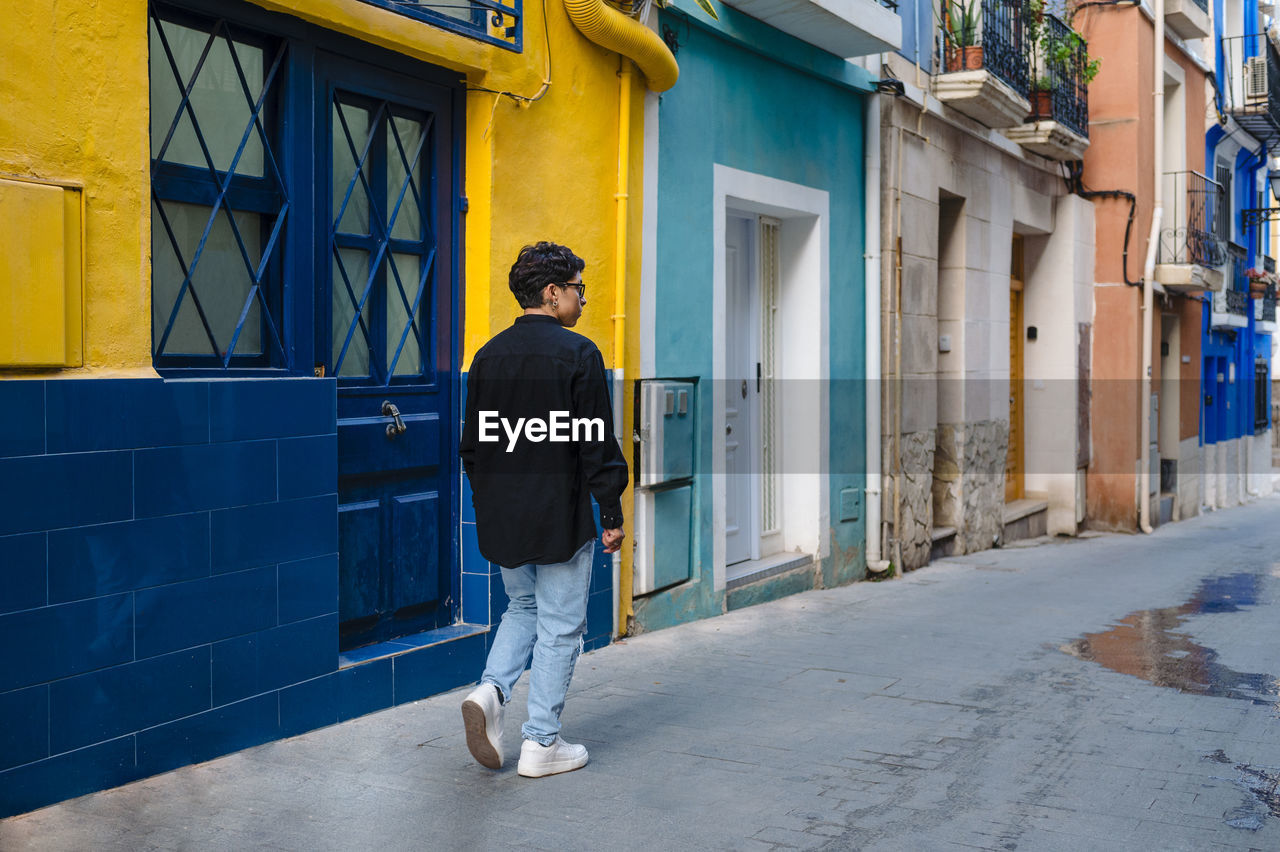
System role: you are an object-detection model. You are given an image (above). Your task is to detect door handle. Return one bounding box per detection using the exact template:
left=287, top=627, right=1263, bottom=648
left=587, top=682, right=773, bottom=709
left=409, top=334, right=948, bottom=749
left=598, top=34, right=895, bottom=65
left=382, top=401, right=407, bottom=438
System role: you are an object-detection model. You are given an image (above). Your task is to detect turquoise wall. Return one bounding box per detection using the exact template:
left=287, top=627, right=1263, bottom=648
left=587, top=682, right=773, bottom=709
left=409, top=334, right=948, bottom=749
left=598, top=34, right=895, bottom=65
left=636, top=3, right=870, bottom=631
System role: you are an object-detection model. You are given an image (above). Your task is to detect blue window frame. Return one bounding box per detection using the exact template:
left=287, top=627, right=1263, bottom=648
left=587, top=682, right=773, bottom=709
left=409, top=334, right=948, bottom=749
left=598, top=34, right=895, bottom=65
left=149, top=5, right=291, bottom=368
left=357, top=0, right=523, bottom=52
left=149, top=0, right=465, bottom=380
left=328, top=91, right=439, bottom=384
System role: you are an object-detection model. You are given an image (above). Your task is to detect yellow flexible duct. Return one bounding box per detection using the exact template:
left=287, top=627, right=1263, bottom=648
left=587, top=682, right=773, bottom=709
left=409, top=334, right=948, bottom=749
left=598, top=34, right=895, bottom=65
left=563, top=0, right=679, bottom=92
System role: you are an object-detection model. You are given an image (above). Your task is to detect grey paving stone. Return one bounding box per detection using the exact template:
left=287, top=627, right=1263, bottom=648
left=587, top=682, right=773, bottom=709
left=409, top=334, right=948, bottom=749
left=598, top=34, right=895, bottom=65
left=7, top=496, right=1280, bottom=849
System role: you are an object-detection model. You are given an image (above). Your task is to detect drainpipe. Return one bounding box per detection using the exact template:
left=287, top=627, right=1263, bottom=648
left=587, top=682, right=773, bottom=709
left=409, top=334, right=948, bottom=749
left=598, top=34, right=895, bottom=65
left=865, top=92, right=890, bottom=573
left=1140, top=0, right=1164, bottom=533
left=561, top=0, right=674, bottom=635
left=563, top=0, right=678, bottom=92
left=615, top=58, right=634, bottom=636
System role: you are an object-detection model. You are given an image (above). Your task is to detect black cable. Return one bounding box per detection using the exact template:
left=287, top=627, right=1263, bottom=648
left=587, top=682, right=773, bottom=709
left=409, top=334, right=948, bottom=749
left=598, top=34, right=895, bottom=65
left=1064, top=161, right=1142, bottom=286
left=466, top=0, right=553, bottom=104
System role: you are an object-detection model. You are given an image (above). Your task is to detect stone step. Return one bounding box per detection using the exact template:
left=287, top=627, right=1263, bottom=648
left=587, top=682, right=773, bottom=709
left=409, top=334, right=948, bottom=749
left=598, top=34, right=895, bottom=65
left=930, top=526, right=957, bottom=562
left=1003, top=499, right=1048, bottom=545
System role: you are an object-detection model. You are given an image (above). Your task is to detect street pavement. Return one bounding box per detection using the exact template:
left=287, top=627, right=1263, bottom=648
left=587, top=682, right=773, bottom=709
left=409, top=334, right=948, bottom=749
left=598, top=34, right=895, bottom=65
left=4, top=492, right=1280, bottom=851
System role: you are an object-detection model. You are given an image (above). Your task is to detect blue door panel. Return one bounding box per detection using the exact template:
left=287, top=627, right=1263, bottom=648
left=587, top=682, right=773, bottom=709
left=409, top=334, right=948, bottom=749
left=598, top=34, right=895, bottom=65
left=338, top=500, right=381, bottom=624
left=392, top=492, right=441, bottom=611
left=337, top=413, right=441, bottom=477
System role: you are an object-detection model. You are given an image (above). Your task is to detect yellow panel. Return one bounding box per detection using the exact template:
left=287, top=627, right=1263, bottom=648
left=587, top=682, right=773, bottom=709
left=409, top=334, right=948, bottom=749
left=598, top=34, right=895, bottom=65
left=0, top=178, right=67, bottom=367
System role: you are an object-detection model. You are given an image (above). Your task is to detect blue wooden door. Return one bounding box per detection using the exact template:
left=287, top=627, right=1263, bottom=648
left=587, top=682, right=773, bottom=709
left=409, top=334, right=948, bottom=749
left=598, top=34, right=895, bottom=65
left=317, top=54, right=459, bottom=652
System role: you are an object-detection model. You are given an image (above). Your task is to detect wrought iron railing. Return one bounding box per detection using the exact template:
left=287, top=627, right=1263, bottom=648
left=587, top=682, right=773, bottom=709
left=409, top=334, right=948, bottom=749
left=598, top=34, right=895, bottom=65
left=1221, top=34, right=1280, bottom=145
left=1255, top=360, right=1270, bottom=430
left=358, top=0, right=522, bottom=51
left=938, top=0, right=1031, bottom=96
left=1264, top=295, right=1277, bottom=323
left=1226, top=289, right=1249, bottom=313
left=1267, top=256, right=1277, bottom=274
left=1229, top=241, right=1249, bottom=291
left=1159, top=171, right=1225, bottom=267
left=1189, top=0, right=1208, bottom=11
left=1037, top=14, right=1089, bottom=138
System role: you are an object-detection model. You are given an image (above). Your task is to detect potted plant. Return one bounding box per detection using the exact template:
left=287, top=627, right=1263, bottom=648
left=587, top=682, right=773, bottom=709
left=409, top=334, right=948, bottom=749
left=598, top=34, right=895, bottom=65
left=1030, top=77, right=1055, bottom=120
left=1246, top=268, right=1272, bottom=298
left=941, top=0, right=983, bottom=72
left=1028, top=17, right=1101, bottom=122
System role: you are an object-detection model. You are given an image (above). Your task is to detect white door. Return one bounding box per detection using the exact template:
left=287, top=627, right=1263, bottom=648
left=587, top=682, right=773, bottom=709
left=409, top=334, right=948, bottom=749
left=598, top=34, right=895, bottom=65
left=725, top=214, right=757, bottom=565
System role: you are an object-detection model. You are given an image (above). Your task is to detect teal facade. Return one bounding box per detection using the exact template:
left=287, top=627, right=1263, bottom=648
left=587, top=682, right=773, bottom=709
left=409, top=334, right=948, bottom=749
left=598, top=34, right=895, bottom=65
left=635, top=0, right=873, bottom=631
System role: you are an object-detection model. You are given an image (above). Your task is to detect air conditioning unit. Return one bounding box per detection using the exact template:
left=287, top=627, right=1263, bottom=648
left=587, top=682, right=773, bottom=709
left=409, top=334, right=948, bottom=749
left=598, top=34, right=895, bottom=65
left=1244, top=55, right=1269, bottom=102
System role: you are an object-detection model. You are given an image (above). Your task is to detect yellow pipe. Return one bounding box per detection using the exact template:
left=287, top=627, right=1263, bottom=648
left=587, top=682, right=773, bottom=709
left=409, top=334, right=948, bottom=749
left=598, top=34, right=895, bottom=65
left=563, top=0, right=679, bottom=92
left=615, top=57, right=634, bottom=636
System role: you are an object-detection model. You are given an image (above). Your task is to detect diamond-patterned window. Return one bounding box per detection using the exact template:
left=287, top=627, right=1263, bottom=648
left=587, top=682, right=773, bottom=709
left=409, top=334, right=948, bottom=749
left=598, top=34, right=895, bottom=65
left=329, top=92, right=437, bottom=384
left=149, top=5, right=289, bottom=368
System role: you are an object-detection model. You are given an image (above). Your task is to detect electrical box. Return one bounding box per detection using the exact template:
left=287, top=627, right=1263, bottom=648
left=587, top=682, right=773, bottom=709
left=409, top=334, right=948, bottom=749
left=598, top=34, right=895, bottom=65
left=0, top=178, right=83, bottom=367
left=634, top=379, right=696, bottom=595
left=638, top=380, right=695, bottom=487
left=634, top=485, right=693, bottom=595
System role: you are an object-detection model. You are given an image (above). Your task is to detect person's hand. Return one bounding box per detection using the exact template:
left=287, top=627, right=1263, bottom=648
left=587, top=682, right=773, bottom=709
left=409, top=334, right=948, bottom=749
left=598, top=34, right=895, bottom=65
left=601, top=527, right=625, bottom=554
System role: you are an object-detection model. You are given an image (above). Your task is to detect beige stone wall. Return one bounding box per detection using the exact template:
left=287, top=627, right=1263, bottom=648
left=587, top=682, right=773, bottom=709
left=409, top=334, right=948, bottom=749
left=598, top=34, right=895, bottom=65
left=878, top=53, right=1081, bottom=571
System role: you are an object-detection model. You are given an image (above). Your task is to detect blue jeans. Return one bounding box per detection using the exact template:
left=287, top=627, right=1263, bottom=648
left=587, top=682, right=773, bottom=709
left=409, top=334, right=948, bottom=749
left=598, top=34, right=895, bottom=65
left=481, top=538, right=594, bottom=745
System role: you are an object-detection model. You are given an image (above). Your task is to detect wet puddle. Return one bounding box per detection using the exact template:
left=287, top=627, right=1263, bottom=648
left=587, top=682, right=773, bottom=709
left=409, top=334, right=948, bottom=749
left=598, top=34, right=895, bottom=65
left=1061, top=573, right=1280, bottom=830
left=1203, top=749, right=1280, bottom=831
left=1060, top=572, right=1280, bottom=707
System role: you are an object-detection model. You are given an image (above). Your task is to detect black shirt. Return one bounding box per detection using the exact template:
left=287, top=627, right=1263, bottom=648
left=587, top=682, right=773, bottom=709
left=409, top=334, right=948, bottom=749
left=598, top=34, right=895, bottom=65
left=460, top=315, right=629, bottom=568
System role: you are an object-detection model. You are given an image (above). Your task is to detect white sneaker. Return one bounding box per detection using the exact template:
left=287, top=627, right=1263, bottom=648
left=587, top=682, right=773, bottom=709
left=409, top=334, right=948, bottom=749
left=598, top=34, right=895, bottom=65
left=517, top=736, right=589, bottom=777
left=461, top=683, right=504, bottom=769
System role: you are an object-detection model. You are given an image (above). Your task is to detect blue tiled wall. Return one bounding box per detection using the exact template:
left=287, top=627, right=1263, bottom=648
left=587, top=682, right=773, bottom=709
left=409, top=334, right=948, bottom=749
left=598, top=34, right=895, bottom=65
left=0, top=378, right=340, bottom=817
left=0, top=375, right=617, bottom=817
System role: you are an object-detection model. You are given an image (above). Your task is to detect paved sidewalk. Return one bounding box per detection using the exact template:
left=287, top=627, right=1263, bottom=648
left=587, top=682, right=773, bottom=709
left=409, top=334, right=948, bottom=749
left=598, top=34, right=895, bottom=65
left=5, top=495, right=1280, bottom=851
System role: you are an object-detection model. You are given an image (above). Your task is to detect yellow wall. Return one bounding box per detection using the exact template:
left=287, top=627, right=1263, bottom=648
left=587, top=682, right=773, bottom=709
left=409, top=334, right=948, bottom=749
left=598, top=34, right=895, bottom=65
left=1, top=0, right=640, bottom=375
left=1, top=0, right=151, bottom=376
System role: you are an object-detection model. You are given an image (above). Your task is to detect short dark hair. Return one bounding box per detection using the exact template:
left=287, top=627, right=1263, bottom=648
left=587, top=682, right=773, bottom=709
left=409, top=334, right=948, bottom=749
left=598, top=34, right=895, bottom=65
left=508, top=242, right=585, bottom=309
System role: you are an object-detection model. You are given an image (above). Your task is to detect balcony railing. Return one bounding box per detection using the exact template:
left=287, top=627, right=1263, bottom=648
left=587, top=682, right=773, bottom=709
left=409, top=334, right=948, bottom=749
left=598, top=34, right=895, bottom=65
left=938, top=0, right=1032, bottom=96
left=1037, top=14, right=1089, bottom=138
left=360, top=0, right=523, bottom=50
left=1264, top=294, right=1278, bottom=323
left=1229, top=241, right=1249, bottom=290
left=1221, top=34, right=1280, bottom=146
left=1159, top=171, right=1225, bottom=267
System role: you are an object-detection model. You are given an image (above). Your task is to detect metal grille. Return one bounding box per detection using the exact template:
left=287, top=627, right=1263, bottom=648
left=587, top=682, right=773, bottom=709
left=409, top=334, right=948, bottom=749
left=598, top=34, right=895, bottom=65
left=1215, top=163, right=1232, bottom=242
left=1229, top=242, right=1249, bottom=294
left=938, top=0, right=1031, bottom=97
left=1041, top=14, right=1089, bottom=138
left=1159, top=171, right=1225, bottom=267
left=1264, top=295, right=1277, bottom=323
left=759, top=217, right=780, bottom=535
left=359, top=0, right=523, bottom=51
left=1256, top=361, right=1271, bottom=430
left=330, top=93, right=437, bottom=384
